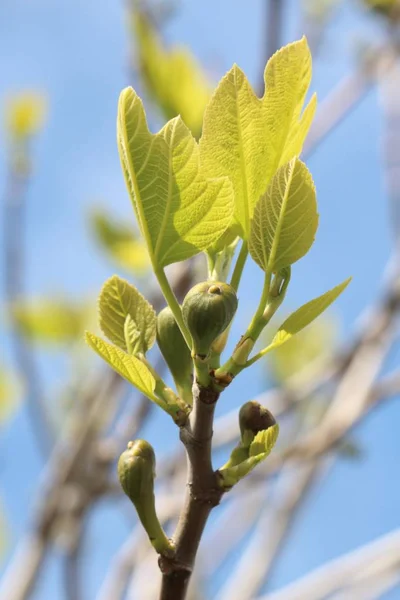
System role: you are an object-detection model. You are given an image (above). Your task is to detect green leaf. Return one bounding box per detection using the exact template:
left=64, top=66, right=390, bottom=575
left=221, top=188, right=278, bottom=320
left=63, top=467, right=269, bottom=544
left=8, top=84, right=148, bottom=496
left=91, top=208, right=150, bottom=274
left=265, top=278, right=351, bottom=353
left=248, top=158, right=318, bottom=273
left=99, top=275, right=156, bottom=354
left=263, top=38, right=316, bottom=177
left=132, top=10, right=211, bottom=138
left=200, top=37, right=315, bottom=238
left=218, top=424, right=279, bottom=489
left=117, top=87, right=234, bottom=267
left=85, top=332, right=157, bottom=401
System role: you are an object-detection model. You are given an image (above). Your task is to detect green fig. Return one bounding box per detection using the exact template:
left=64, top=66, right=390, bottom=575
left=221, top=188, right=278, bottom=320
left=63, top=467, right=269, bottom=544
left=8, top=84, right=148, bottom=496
left=182, top=281, right=238, bottom=359
left=156, top=306, right=193, bottom=404
left=118, top=440, right=173, bottom=555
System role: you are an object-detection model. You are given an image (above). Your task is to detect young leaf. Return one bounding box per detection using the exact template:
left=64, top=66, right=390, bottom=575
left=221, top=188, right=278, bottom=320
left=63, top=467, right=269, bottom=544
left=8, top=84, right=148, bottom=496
left=85, top=332, right=157, bottom=401
left=218, top=424, right=279, bottom=489
left=91, top=209, right=149, bottom=274
left=263, top=38, right=316, bottom=177
left=264, top=278, right=351, bottom=354
left=117, top=88, right=234, bottom=268
left=99, top=275, right=156, bottom=354
left=200, top=38, right=315, bottom=238
left=248, top=158, right=318, bottom=273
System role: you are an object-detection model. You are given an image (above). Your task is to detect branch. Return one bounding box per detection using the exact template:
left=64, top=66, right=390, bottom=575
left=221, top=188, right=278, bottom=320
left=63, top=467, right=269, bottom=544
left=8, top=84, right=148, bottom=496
left=259, top=0, right=284, bottom=94
left=303, top=46, right=397, bottom=159
left=158, top=382, right=223, bottom=599
left=259, top=528, right=400, bottom=600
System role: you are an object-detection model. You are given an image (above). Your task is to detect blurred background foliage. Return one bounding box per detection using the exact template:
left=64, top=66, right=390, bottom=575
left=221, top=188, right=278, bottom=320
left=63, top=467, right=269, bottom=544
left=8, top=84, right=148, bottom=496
left=1, top=0, right=400, bottom=599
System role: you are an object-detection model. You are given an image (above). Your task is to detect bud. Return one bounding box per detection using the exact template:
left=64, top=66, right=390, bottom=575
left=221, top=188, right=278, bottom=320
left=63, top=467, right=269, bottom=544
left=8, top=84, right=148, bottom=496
left=182, top=281, right=238, bottom=358
left=239, top=401, right=276, bottom=447
left=217, top=404, right=279, bottom=490
left=156, top=306, right=193, bottom=404
left=118, top=440, right=174, bottom=555
left=118, top=439, right=155, bottom=505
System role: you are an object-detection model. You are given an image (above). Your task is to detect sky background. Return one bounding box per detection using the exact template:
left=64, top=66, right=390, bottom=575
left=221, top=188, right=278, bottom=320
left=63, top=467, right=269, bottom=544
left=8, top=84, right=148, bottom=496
left=0, top=0, right=399, bottom=598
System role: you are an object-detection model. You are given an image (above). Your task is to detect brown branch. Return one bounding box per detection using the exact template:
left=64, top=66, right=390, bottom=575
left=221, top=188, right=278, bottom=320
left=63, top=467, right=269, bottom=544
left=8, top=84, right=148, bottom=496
left=158, top=382, right=223, bottom=600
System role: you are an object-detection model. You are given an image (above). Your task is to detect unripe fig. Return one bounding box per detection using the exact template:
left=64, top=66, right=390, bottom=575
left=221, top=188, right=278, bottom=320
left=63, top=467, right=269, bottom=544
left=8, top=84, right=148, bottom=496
left=118, top=439, right=155, bottom=505
left=156, top=306, right=193, bottom=403
left=118, top=440, right=173, bottom=555
left=239, top=401, right=276, bottom=447
left=182, top=281, right=238, bottom=358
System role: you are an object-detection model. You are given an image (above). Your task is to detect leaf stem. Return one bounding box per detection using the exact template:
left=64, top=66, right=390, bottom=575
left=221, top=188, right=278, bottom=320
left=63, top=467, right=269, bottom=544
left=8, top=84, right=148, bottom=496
left=230, top=240, right=248, bottom=291
left=154, top=267, right=192, bottom=350
left=214, top=268, right=290, bottom=382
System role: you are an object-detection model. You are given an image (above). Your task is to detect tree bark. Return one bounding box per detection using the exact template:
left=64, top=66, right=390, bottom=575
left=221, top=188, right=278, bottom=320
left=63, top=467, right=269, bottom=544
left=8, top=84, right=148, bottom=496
left=158, top=382, right=223, bottom=599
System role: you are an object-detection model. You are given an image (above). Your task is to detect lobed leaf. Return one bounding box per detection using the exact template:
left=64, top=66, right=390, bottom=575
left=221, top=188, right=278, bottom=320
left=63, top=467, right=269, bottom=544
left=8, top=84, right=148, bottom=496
left=99, top=275, right=156, bottom=354
left=200, top=37, right=315, bottom=238
left=265, top=278, right=351, bottom=354
left=248, top=158, right=318, bottom=273
left=85, top=332, right=157, bottom=401
left=117, top=87, right=234, bottom=268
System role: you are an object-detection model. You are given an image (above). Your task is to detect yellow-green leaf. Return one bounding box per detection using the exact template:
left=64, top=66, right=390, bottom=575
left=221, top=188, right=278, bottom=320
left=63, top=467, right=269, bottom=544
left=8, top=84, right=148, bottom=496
left=199, top=38, right=315, bottom=238
left=131, top=10, right=211, bottom=138
left=263, top=38, right=316, bottom=178
left=218, top=424, right=279, bottom=488
left=268, top=317, right=336, bottom=384
left=117, top=87, right=234, bottom=267
left=85, top=332, right=157, bottom=401
left=248, top=158, right=318, bottom=273
left=91, top=209, right=150, bottom=274
left=13, top=299, right=89, bottom=344
left=265, top=278, right=351, bottom=353
left=99, top=275, right=156, bottom=354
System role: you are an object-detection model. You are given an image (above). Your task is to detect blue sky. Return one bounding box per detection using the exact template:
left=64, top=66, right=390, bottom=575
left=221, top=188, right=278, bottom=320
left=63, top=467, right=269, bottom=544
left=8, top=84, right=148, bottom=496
left=1, top=0, right=399, bottom=598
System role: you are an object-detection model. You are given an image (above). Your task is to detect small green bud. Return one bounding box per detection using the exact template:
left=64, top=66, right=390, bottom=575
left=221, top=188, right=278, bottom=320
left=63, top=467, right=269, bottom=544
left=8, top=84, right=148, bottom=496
left=156, top=306, right=193, bottom=404
left=239, top=401, right=276, bottom=447
left=118, top=439, right=156, bottom=504
left=118, top=440, right=174, bottom=556
left=218, top=405, right=279, bottom=490
left=182, top=281, right=238, bottom=359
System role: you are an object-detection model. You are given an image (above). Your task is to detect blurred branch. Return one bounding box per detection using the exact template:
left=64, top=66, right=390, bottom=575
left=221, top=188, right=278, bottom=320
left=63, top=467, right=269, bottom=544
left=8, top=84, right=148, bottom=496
left=2, top=163, right=53, bottom=456
left=303, top=45, right=397, bottom=158
left=260, top=0, right=284, bottom=94
left=64, top=525, right=84, bottom=600
left=260, top=528, right=400, bottom=600
left=0, top=264, right=193, bottom=600
left=215, top=255, right=400, bottom=600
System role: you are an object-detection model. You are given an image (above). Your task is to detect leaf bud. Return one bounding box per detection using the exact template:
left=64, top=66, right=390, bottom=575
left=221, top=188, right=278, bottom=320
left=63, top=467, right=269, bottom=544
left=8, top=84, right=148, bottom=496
left=239, top=401, right=276, bottom=447
left=182, top=281, right=238, bottom=358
